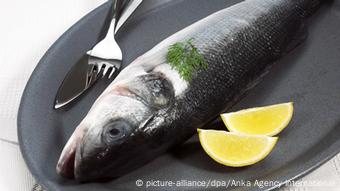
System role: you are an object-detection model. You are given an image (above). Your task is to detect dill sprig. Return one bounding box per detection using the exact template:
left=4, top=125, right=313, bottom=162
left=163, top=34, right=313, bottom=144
left=166, top=39, right=208, bottom=81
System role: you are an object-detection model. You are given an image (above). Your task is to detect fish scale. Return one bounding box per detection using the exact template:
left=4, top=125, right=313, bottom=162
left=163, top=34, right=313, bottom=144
left=156, top=0, right=317, bottom=145
left=57, top=0, right=325, bottom=181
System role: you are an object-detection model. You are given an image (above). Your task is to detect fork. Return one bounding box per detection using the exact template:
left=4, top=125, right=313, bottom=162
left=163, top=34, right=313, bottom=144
left=87, top=0, right=125, bottom=79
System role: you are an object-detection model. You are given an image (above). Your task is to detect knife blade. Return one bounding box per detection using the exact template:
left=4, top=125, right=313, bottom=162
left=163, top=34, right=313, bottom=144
left=54, top=0, right=143, bottom=109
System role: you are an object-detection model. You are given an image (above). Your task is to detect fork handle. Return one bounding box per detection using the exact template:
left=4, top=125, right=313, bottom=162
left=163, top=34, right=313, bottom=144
left=111, top=0, right=125, bottom=27
left=104, top=0, right=125, bottom=38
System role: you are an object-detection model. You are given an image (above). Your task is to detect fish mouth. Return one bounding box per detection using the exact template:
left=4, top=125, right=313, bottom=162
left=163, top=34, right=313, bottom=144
left=56, top=146, right=76, bottom=178
left=56, top=126, right=85, bottom=178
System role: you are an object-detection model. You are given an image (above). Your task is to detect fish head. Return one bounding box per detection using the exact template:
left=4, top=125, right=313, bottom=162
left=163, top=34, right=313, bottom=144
left=56, top=71, right=175, bottom=182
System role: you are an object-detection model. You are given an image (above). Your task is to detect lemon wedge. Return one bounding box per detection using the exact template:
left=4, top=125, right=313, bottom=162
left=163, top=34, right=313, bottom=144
left=221, top=102, right=293, bottom=136
left=198, top=129, right=278, bottom=167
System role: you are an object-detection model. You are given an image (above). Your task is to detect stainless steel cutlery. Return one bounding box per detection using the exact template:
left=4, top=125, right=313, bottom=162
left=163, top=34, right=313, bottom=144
left=54, top=0, right=143, bottom=109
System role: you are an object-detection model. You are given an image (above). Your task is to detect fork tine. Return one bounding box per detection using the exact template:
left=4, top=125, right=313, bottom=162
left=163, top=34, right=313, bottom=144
left=108, top=67, right=116, bottom=79
left=97, top=63, right=105, bottom=76
left=88, top=57, right=120, bottom=80
left=95, top=64, right=101, bottom=75
left=102, top=64, right=111, bottom=77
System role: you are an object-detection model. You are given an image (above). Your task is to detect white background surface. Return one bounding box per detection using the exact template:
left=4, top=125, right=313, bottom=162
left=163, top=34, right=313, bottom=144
left=0, top=0, right=339, bottom=190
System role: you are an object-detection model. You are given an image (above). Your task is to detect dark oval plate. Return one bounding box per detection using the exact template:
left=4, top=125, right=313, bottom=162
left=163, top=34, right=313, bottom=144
left=18, top=0, right=340, bottom=191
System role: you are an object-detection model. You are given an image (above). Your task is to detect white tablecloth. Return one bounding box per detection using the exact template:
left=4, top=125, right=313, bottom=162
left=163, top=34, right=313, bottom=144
left=0, top=0, right=339, bottom=190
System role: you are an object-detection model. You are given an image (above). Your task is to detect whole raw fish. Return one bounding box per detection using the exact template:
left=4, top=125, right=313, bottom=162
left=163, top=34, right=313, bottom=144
left=57, top=0, right=325, bottom=181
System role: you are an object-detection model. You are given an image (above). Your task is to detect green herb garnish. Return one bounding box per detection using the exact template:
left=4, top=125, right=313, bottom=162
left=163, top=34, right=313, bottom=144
left=166, top=39, right=208, bottom=81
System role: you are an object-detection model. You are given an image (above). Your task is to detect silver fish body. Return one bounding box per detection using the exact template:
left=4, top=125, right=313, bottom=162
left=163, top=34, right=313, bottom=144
left=57, top=0, right=323, bottom=181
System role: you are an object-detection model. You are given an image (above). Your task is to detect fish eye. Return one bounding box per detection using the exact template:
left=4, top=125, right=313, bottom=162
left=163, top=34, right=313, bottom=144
left=104, top=120, right=131, bottom=143
left=108, top=128, right=120, bottom=137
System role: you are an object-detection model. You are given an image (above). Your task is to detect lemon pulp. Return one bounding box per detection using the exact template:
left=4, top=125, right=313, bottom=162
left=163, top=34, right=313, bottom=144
left=198, top=129, right=278, bottom=167
left=221, top=102, right=293, bottom=136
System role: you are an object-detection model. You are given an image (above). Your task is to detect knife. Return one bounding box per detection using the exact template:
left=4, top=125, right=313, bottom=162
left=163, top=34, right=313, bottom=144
left=54, top=0, right=143, bottom=109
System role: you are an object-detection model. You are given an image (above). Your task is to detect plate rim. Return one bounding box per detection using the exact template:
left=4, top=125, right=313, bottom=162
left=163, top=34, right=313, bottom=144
left=17, top=2, right=111, bottom=190
left=17, top=1, right=340, bottom=191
